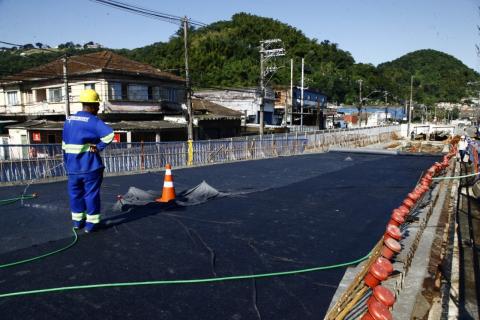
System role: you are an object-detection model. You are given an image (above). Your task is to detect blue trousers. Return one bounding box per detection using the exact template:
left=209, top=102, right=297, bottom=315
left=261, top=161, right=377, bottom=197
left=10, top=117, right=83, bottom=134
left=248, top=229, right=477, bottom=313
left=67, top=169, right=103, bottom=229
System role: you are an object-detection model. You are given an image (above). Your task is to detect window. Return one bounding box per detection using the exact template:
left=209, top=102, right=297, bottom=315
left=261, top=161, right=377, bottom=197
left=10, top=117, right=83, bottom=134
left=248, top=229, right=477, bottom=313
left=152, top=86, right=160, bottom=101
left=109, top=82, right=122, bottom=100
left=35, top=89, right=47, bottom=102
left=128, top=84, right=148, bottom=101
left=26, top=90, right=34, bottom=104
left=121, top=83, right=128, bottom=100
left=84, top=83, right=95, bottom=90
left=7, top=91, right=19, bottom=105
left=168, top=88, right=177, bottom=102
left=47, top=134, right=56, bottom=144
left=48, top=87, right=62, bottom=102
left=159, top=88, right=169, bottom=101
left=148, top=86, right=153, bottom=100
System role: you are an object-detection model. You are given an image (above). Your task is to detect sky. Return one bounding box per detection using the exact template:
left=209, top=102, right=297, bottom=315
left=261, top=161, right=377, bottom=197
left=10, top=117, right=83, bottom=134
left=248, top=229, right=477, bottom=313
left=0, top=0, right=478, bottom=70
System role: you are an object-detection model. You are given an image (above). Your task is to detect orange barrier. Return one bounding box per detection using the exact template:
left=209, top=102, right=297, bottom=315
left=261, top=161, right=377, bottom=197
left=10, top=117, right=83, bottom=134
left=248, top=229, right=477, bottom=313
left=307, top=143, right=459, bottom=319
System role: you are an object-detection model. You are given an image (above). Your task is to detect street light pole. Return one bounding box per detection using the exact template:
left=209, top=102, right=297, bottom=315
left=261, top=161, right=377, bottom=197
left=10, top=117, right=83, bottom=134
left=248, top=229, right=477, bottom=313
left=300, top=57, right=304, bottom=129
left=407, top=75, right=413, bottom=138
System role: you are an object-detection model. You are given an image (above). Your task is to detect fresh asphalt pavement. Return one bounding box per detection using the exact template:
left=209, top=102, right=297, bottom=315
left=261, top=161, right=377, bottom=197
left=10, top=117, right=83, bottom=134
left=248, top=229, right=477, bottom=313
left=0, top=152, right=438, bottom=319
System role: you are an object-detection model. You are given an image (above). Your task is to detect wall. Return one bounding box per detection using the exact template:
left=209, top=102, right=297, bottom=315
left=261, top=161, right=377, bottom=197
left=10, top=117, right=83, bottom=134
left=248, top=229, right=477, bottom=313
left=1, top=77, right=185, bottom=116
left=195, top=90, right=274, bottom=124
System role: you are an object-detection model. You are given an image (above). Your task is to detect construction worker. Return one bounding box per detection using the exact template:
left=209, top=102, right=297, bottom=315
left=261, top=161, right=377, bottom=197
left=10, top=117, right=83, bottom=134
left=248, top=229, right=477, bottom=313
left=62, top=89, right=114, bottom=232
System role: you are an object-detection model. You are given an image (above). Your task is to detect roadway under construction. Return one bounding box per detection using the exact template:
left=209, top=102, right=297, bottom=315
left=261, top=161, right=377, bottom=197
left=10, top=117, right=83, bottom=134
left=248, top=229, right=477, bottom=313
left=0, top=151, right=442, bottom=319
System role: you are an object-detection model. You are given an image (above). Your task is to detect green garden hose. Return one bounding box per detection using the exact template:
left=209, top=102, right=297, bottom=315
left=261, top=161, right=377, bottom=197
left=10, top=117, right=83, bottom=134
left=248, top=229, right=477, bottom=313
left=0, top=249, right=370, bottom=298
left=432, top=171, right=480, bottom=180
left=0, top=228, right=78, bottom=269
left=0, top=193, right=370, bottom=299
left=0, top=193, right=37, bottom=206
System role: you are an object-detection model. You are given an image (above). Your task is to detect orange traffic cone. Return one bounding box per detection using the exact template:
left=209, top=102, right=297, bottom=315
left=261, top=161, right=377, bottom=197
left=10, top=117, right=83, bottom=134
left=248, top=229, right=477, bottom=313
left=156, top=164, right=176, bottom=203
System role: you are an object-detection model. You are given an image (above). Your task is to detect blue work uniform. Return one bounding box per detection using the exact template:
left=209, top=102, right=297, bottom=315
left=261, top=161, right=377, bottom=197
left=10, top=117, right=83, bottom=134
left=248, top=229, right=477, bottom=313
left=62, top=111, right=114, bottom=231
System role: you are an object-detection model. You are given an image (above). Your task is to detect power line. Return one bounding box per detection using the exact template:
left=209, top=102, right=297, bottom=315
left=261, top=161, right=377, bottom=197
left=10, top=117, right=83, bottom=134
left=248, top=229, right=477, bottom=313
left=89, top=0, right=206, bottom=27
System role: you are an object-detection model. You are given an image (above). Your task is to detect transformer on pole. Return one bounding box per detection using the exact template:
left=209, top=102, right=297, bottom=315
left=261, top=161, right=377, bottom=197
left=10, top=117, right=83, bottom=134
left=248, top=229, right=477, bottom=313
left=259, top=39, right=285, bottom=135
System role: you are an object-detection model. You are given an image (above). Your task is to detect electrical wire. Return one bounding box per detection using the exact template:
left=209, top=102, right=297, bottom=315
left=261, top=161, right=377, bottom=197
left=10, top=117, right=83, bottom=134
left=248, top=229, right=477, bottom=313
left=90, top=0, right=206, bottom=27
left=0, top=250, right=370, bottom=298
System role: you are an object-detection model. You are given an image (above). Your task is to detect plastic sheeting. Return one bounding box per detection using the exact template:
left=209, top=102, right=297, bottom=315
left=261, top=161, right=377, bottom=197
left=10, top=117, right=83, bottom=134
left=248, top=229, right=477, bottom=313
left=113, top=181, right=228, bottom=212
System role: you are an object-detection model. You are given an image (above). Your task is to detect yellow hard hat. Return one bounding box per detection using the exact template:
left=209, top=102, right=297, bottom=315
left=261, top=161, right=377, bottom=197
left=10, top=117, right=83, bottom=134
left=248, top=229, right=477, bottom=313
left=79, top=89, right=101, bottom=103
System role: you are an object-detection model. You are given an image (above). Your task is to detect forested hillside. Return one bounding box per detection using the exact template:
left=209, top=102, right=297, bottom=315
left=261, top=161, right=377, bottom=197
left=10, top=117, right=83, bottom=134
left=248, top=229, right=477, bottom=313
left=1, top=13, right=478, bottom=106
left=378, top=50, right=479, bottom=105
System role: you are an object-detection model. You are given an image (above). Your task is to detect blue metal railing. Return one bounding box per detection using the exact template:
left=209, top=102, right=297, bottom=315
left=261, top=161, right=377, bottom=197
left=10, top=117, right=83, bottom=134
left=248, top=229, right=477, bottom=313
left=0, top=125, right=400, bottom=184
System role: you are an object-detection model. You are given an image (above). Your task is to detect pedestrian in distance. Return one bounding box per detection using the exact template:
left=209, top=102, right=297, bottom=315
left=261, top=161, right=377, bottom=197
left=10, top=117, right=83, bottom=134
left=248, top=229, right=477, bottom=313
left=458, top=135, right=469, bottom=163
left=62, top=89, right=114, bottom=233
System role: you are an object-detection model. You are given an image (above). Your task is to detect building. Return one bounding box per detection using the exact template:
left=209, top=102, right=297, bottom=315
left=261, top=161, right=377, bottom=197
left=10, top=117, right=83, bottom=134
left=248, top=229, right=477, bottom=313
left=165, top=98, right=242, bottom=140
left=194, top=88, right=275, bottom=125
left=0, top=50, right=190, bottom=143
left=274, top=86, right=327, bottom=127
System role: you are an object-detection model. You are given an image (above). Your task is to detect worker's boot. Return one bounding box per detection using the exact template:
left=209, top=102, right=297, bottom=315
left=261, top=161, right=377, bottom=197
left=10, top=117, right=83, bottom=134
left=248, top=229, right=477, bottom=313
left=73, top=220, right=85, bottom=230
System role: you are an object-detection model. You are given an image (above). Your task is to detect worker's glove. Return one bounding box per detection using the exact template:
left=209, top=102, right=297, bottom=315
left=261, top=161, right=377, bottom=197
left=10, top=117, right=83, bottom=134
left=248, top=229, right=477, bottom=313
left=89, top=144, right=98, bottom=153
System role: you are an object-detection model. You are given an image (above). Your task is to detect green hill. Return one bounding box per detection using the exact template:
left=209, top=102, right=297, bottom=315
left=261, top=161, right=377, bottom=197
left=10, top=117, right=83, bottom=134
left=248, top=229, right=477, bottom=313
left=378, top=49, right=479, bottom=105
left=121, top=13, right=357, bottom=103
left=1, top=13, right=478, bottom=106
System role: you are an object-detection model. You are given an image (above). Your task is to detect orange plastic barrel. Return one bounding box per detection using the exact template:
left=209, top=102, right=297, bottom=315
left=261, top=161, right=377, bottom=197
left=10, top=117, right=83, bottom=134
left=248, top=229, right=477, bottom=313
left=367, top=285, right=396, bottom=308
left=381, top=238, right=401, bottom=260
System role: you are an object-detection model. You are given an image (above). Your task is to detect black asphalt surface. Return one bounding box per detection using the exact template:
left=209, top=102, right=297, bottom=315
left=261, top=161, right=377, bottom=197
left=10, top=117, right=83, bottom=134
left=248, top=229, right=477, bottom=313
left=0, top=152, right=438, bottom=319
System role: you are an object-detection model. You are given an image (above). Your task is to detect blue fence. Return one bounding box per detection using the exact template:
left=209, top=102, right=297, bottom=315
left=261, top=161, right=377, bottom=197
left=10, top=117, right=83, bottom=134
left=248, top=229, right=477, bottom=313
left=0, top=125, right=399, bottom=184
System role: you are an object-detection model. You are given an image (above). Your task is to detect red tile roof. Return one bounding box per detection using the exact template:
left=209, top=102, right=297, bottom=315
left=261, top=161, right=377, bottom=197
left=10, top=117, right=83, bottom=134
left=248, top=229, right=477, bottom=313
left=2, top=51, right=184, bottom=83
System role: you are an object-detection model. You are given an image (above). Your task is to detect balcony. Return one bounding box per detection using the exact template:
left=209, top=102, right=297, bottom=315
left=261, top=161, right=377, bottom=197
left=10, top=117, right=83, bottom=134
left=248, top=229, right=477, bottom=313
left=104, top=100, right=182, bottom=114
left=0, top=104, right=25, bottom=114
left=24, top=102, right=65, bottom=115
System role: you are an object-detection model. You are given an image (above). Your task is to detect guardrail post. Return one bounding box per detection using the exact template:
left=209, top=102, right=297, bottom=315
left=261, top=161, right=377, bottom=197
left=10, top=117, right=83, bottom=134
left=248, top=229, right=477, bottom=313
left=140, top=140, right=145, bottom=171
left=187, top=139, right=194, bottom=166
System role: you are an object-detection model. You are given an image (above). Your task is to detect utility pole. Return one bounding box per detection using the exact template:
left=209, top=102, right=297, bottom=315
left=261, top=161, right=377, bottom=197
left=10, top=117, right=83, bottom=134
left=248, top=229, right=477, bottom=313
left=358, top=80, right=363, bottom=127
left=183, top=17, right=193, bottom=142
left=300, top=57, right=305, bottom=128
left=289, top=58, right=293, bottom=127
left=182, top=16, right=194, bottom=166
left=384, top=91, right=388, bottom=124
left=407, top=75, right=413, bottom=138
left=62, top=55, right=70, bottom=117
left=259, top=41, right=265, bottom=136
left=316, top=100, right=321, bottom=128
left=258, top=39, right=285, bottom=135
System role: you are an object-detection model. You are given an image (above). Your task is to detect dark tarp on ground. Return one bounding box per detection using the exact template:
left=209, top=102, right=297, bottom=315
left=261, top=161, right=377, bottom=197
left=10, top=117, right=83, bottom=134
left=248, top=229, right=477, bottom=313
left=0, top=152, right=438, bottom=319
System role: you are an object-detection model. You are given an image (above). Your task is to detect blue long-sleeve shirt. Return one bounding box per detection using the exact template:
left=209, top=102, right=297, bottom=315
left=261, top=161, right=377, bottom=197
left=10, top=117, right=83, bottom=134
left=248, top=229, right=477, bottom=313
left=62, top=111, right=114, bottom=174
